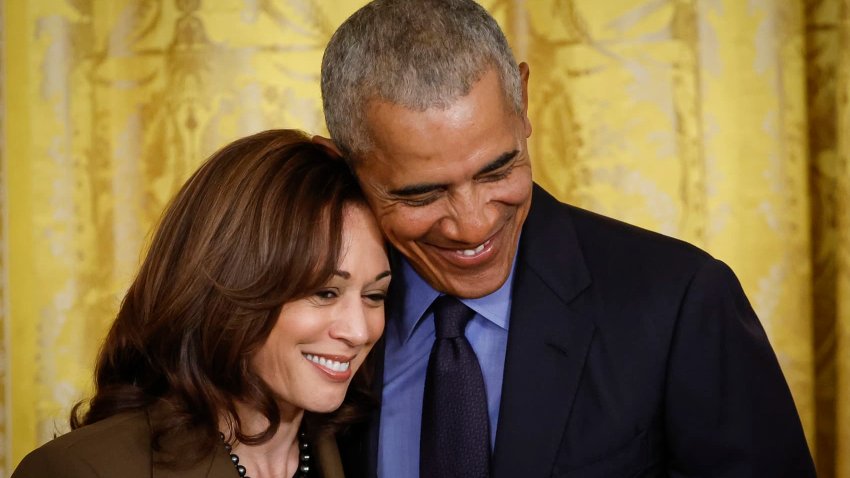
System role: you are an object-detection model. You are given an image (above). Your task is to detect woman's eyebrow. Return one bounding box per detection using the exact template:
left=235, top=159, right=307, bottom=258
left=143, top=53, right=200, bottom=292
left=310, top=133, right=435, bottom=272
left=333, top=270, right=352, bottom=279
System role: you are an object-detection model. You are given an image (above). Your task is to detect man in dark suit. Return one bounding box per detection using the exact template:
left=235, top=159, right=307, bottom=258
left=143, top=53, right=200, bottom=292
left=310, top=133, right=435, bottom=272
left=317, top=0, right=816, bottom=476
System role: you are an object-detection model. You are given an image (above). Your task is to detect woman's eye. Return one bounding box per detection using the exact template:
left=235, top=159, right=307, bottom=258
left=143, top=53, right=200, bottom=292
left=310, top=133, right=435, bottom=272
left=314, top=288, right=339, bottom=301
left=363, top=291, right=387, bottom=304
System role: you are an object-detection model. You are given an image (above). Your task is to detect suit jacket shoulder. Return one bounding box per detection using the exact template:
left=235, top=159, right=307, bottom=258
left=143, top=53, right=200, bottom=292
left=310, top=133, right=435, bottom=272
left=12, top=410, right=238, bottom=478
left=493, top=184, right=814, bottom=477
left=524, top=185, right=712, bottom=292
left=13, top=410, right=345, bottom=478
left=12, top=412, right=152, bottom=478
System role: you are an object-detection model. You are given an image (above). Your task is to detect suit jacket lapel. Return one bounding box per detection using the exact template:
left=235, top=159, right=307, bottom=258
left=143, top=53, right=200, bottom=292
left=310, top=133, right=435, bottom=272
left=149, top=408, right=234, bottom=478
left=492, top=185, right=596, bottom=478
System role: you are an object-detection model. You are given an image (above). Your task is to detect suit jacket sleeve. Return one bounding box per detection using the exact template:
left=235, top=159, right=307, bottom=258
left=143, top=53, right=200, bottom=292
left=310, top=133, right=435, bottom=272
left=665, top=258, right=814, bottom=477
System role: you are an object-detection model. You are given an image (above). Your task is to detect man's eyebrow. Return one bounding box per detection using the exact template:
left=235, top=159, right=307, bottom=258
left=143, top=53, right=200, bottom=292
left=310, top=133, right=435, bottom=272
left=388, top=150, right=520, bottom=197
left=388, top=182, right=446, bottom=197
left=474, top=150, right=519, bottom=177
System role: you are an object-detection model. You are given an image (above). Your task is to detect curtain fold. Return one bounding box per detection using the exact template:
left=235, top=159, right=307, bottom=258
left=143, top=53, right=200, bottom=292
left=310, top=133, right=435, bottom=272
left=0, top=0, right=7, bottom=475
left=807, top=0, right=850, bottom=476
left=1, top=1, right=847, bottom=476
left=835, top=4, right=850, bottom=477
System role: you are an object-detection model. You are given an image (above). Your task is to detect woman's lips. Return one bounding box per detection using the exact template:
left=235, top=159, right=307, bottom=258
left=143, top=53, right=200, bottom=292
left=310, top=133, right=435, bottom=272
left=303, top=353, right=353, bottom=382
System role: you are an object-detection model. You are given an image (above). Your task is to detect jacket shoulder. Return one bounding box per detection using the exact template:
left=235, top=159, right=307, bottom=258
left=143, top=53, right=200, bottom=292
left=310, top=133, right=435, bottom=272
left=522, top=185, right=719, bottom=313
left=12, top=412, right=151, bottom=478
left=569, top=205, right=709, bottom=265
left=528, top=185, right=712, bottom=275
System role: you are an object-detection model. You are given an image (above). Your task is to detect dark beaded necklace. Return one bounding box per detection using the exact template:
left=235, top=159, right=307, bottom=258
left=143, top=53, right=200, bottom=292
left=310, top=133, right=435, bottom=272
left=220, top=431, right=312, bottom=478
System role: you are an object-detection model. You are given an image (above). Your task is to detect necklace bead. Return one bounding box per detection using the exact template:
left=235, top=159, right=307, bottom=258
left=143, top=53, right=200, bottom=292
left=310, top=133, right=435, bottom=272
left=220, top=431, right=311, bottom=478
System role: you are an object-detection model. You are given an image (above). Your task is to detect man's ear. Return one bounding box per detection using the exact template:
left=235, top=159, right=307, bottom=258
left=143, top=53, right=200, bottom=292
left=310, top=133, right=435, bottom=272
left=311, top=135, right=343, bottom=159
left=519, top=62, right=532, bottom=137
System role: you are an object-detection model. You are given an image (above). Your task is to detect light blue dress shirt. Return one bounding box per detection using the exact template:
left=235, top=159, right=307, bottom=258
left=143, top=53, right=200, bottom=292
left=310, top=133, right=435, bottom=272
left=377, top=257, right=515, bottom=478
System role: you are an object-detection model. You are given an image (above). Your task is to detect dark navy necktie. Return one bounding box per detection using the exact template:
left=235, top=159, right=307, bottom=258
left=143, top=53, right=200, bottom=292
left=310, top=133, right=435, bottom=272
left=420, top=295, right=491, bottom=478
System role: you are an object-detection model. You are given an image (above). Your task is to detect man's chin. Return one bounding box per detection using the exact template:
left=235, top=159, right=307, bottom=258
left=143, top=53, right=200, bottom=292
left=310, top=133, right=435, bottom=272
left=435, top=272, right=509, bottom=299
left=406, top=247, right=512, bottom=297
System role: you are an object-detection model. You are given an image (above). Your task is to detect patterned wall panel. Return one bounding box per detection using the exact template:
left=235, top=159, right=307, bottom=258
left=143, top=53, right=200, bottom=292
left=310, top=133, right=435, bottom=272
left=2, top=1, right=848, bottom=476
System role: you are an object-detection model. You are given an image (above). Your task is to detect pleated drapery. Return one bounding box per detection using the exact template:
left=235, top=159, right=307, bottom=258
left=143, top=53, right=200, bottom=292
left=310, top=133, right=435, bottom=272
left=1, top=1, right=848, bottom=476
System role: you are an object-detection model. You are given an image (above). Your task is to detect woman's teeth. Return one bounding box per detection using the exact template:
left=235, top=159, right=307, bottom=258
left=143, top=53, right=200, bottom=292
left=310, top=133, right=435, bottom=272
left=304, top=353, right=350, bottom=372
left=457, top=242, right=486, bottom=257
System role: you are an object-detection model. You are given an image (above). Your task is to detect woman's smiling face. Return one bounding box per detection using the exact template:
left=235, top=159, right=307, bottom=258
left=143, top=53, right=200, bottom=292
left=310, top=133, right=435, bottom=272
left=251, top=203, right=390, bottom=413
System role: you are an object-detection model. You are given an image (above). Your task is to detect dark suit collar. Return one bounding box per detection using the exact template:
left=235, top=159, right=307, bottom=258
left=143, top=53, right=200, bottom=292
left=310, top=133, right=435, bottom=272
left=517, top=184, right=592, bottom=304
left=492, top=184, right=596, bottom=477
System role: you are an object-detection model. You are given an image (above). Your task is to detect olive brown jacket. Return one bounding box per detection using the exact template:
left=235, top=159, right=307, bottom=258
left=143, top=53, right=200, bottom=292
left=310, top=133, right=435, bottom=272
left=12, top=410, right=345, bottom=478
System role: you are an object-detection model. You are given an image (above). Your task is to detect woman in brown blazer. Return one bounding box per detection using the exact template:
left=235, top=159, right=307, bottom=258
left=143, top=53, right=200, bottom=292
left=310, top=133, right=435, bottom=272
left=12, top=130, right=391, bottom=478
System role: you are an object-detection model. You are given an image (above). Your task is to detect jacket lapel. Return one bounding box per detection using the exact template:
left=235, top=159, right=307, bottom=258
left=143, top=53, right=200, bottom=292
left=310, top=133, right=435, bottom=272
left=492, top=185, right=596, bottom=478
left=149, top=409, right=234, bottom=478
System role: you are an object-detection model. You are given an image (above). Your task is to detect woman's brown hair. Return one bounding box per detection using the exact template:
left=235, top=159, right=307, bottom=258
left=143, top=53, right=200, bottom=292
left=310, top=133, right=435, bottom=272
left=71, top=129, right=376, bottom=462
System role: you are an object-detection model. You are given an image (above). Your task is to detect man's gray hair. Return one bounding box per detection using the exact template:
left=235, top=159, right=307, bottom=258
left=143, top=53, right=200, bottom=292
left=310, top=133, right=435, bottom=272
left=321, top=0, right=521, bottom=160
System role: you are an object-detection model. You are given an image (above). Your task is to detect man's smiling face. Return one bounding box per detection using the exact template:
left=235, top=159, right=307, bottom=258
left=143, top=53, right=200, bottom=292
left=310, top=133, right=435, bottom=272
left=354, top=66, right=533, bottom=299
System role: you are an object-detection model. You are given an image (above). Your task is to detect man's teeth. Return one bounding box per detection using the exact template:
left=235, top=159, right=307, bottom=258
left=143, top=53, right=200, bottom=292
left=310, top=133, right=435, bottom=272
left=304, top=353, right=350, bottom=372
left=458, top=243, right=486, bottom=257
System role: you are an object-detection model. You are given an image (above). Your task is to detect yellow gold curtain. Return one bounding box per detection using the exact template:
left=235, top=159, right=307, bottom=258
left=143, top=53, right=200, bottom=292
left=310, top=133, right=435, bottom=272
left=1, top=1, right=847, bottom=476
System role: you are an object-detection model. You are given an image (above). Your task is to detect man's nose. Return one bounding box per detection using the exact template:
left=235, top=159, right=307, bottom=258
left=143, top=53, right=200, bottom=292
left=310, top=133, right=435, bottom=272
left=439, top=188, right=496, bottom=243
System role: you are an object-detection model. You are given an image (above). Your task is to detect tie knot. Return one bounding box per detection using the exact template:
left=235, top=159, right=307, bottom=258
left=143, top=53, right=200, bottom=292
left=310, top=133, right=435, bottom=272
left=432, top=295, right=475, bottom=339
